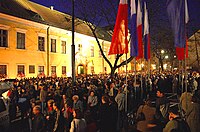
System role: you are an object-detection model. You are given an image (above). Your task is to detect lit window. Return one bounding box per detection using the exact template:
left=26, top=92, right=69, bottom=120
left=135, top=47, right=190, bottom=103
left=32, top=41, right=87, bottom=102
left=0, top=29, right=8, bottom=47
left=91, top=66, right=94, bottom=73
left=51, top=39, right=56, bottom=52
left=51, top=66, right=56, bottom=74
left=17, top=32, right=25, bottom=49
left=0, top=65, right=7, bottom=76
left=91, top=45, right=94, bottom=57
left=17, top=65, right=25, bottom=74
left=78, top=44, right=82, bottom=52
left=62, top=66, right=66, bottom=74
left=38, top=66, right=44, bottom=74
left=29, top=65, right=35, bottom=74
left=38, top=36, right=45, bottom=51
left=61, top=41, right=66, bottom=54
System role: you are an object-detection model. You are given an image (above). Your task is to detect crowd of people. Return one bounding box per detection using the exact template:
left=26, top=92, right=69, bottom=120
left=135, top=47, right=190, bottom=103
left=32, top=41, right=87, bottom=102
left=1, top=71, right=200, bottom=132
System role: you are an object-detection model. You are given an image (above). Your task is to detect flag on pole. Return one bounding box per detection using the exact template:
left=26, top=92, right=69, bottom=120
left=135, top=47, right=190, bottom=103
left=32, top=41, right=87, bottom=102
left=167, top=0, right=189, bottom=60
left=108, top=0, right=128, bottom=55
left=144, top=2, right=150, bottom=60
left=136, top=0, right=143, bottom=59
left=130, top=0, right=138, bottom=57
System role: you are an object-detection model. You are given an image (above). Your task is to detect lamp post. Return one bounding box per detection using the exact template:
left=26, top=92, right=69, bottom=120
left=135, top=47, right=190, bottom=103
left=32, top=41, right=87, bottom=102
left=71, top=0, right=76, bottom=86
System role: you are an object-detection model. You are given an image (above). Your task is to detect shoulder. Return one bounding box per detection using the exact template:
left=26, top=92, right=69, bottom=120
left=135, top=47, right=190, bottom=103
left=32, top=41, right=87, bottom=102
left=163, top=120, right=178, bottom=132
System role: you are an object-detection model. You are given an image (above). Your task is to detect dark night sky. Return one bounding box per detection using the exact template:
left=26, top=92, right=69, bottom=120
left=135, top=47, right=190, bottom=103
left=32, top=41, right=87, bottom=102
left=30, top=0, right=200, bottom=39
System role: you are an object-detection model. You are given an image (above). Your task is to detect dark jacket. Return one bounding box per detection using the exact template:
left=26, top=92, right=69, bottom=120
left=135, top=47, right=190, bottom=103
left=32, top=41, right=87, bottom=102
left=53, top=110, right=64, bottom=132
left=32, top=113, right=46, bottom=132
left=163, top=117, right=190, bottom=132
left=99, top=103, right=112, bottom=132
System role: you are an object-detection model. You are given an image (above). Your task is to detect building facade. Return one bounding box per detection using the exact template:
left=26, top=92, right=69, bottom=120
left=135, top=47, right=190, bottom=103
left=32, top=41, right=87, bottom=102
left=0, top=0, right=131, bottom=79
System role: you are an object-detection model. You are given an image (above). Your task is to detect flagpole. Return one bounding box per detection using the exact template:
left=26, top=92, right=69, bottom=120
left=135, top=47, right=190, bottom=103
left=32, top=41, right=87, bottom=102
left=134, top=58, right=137, bottom=100
left=184, top=43, right=188, bottom=113
left=140, top=59, right=143, bottom=100
left=178, top=60, right=181, bottom=93
left=181, top=60, right=184, bottom=93
left=125, top=53, right=128, bottom=113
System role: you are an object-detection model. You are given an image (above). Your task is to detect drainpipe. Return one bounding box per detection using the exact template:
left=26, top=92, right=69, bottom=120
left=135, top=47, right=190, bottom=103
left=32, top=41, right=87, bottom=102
left=47, top=26, right=50, bottom=76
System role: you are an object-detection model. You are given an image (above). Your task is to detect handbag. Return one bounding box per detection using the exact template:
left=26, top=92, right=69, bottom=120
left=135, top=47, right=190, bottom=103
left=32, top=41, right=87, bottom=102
left=136, top=105, right=146, bottom=122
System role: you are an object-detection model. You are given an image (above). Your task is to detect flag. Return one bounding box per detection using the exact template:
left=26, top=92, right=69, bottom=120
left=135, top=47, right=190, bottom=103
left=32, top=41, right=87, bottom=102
left=167, top=0, right=189, bottom=60
left=130, top=0, right=138, bottom=57
left=136, top=0, right=143, bottom=59
left=108, top=0, right=128, bottom=55
left=144, top=2, right=150, bottom=60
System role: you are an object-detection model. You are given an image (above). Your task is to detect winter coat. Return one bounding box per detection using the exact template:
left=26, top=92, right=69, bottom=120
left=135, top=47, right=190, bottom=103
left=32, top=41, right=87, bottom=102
left=186, top=102, right=200, bottom=132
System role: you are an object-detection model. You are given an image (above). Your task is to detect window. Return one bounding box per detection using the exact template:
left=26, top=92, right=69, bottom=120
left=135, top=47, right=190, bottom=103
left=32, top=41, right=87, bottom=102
left=51, top=66, right=56, bottom=74
left=91, top=45, right=94, bottom=57
left=17, top=65, right=25, bottom=74
left=51, top=39, right=56, bottom=52
left=99, top=50, right=102, bottom=57
left=61, top=41, right=66, bottom=54
left=17, top=32, right=25, bottom=49
left=38, top=66, right=44, bottom=74
left=91, top=66, right=94, bottom=73
left=0, top=29, right=8, bottom=47
left=0, top=65, right=7, bottom=76
left=29, top=65, right=35, bottom=74
left=78, top=44, right=82, bottom=52
left=62, top=66, right=66, bottom=74
left=38, top=36, right=45, bottom=51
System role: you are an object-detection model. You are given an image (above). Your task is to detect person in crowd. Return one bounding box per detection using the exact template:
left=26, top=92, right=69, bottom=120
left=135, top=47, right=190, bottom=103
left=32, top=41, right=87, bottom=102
left=63, top=100, right=73, bottom=132
left=155, top=89, right=169, bottom=125
left=109, top=96, right=118, bottom=132
left=115, top=87, right=125, bottom=131
left=31, top=105, right=46, bottom=132
left=46, top=99, right=55, bottom=132
left=70, top=109, right=87, bottom=132
left=136, top=98, right=157, bottom=132
left=87, top=90, right=98, bottom=117
left=60, top=94, right=67, bottom=111
left=172, top=76, right=178, bottom=94
left=84, top=111, right=97, bottom=132
left=72, top=95, right=83, bottom=112
left=39, top=85, right=47, bottom=113
left=52, top=102, right=64, bottom=132
left=99, top=95, right=112, bottom=132
left=108, top=82, right=118, bottom=98
left=185, top=95, right=200, bottom=132
left=163, top=105, right=190, bottom=132
left=180, top=88, right=193, bottom=113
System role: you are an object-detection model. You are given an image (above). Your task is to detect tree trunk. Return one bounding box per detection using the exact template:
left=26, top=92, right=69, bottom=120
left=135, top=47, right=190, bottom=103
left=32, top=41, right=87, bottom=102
left=110, top=67, right=117, bottom=77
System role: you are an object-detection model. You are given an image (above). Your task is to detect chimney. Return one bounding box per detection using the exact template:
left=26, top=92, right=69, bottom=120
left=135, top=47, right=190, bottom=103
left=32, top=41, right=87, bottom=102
left=50, top=6, right=54, bottom=10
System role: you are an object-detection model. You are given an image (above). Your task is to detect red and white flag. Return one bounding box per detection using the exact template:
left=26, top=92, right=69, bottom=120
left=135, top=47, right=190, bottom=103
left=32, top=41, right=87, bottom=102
left=108, top=0, right=128, bottom=55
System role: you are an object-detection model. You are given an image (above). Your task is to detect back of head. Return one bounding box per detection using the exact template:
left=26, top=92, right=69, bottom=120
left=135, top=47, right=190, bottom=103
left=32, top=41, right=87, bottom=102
left=169, top=105, right=179, bottom=115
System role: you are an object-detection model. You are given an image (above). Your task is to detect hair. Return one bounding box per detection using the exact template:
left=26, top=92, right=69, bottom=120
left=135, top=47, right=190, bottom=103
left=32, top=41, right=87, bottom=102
left=145, top=98, right=152, bottom=106
left=34, top=105, right=41, bottom=112
left=72, top=95, right=79, bottom=100
left=47, top=99, right=54, bottom=105
left=74, top=109, right=83, bottom=119
left=53, top=102, right=60, bottom=109
left=168, top=105, right=179, bottom=115
left=102, top=95, right=109, bottom=104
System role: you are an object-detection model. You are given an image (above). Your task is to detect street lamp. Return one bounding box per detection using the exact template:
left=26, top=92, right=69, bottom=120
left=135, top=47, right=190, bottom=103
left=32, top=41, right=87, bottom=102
left=161, top=50, right=165, bottom=54
left=165, top=55, right=169, bottom=59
